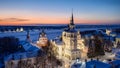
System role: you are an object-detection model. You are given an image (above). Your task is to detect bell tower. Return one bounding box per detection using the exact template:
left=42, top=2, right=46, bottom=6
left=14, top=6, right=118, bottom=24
left=69, top=9, right=75, bottom=29
left=62, top=10, right=81, bottom=63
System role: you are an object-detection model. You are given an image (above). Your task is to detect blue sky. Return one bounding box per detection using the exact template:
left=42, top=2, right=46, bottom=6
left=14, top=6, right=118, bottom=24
left=0, top=0, right=120, bottom=25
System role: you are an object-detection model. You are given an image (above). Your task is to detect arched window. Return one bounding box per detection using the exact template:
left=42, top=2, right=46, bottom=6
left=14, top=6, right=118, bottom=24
left=64, top=33, right=66, bottom=36
left=71, top=34, right=74, bottom=38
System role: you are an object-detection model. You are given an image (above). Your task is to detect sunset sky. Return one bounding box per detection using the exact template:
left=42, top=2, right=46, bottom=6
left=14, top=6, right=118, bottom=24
left=0, top=0, right=120, bottom=25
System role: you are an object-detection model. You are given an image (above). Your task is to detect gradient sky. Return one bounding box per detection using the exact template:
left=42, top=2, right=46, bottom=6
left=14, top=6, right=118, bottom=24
left=0, top=0, right=120, bottom=25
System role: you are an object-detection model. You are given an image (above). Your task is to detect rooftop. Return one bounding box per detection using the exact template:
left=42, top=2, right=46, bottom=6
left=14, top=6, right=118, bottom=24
left=86, top=60, right=112, bottom=68
left=64, top=28, right=77, bottom=33
left=20, top=41, right=40, bottom=52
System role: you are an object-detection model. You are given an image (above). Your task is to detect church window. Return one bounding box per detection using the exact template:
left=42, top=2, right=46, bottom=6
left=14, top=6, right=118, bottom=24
left=71, top=34, right=73, bottom=37
left=68, top=34, right=70, bottom=37
left=64, top=33, right=66, bottom=36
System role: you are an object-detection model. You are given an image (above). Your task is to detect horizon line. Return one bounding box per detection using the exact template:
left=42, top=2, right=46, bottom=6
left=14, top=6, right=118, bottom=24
left=0, top=23, right=120, bottom=26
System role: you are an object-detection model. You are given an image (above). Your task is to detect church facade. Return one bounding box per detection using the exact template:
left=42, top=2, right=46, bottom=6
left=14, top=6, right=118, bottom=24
left=51, top=12, right=87, bottom=67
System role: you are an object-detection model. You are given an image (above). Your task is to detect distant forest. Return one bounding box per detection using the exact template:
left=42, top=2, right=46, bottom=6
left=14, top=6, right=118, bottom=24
left=0, top=24, right=120, bottom=32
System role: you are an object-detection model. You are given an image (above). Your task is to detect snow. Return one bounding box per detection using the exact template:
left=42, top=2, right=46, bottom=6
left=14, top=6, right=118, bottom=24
left=20, top=41, right=40, bottom=52
left=0, top=27, right=119, bottom=42
left=111, top=60, right=120, bottom=67
left=54, top=38, right=63, bottom=45
left=102, top=60, right=109, bottom=63
left=115, top=51, right=120, bottom=59
left=0, top=28, right=104, bottom=42
left=0, top=26, right=120, bottom=67
left=86, top=60, right=112, bottom=68
left=71, top=60, right=86, bottom=68
left=4, top=51, right=39, bottom=62
left=112, top=48, right=120, bottom=59
left=0, top=63, right=4, bottom=68
left=116, top=35, right=120, bottom=38
left=4, top=40, right=42, bottom=62
left=71, top=59, right=113, bottom=68
left=0, top=30, right=62, bottom=42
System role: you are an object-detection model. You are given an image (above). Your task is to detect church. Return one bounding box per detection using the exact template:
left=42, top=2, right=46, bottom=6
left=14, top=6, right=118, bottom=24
left=51, top=12, right=87, bottom=67
left=36, top=29, right=48, bottom=47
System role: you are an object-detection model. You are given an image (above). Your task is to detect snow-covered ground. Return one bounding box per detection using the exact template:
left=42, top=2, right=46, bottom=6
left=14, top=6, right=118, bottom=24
left=0, top=29, right=62, bottom=42
left=0, top=27, right=108, bottom=42
left=0, top=28, right=97, bottom=42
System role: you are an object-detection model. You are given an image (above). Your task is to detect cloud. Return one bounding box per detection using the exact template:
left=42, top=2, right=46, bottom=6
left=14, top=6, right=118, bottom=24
left=0, top=18, right=29, bottom=22
left=0, top=19, right=2, bottom=21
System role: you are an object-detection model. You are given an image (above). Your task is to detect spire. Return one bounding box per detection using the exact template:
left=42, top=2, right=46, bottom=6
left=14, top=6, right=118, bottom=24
left=26, top=30, right=32, bottom=42
left=70, top=9, right=74, bottom=25
left=41, top=29, right=45, bottom=34
left=27, top=30, right=30, bottom=39
left=40, top=29, right=46, bottom=37
left=69, top=9, right=75, bottom=29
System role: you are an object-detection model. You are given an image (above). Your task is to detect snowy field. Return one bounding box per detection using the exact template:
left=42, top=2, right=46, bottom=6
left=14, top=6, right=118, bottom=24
left=0, top=29, right=62, bottom=42
left=0, top=26, right=119, bottom=42
left=0, top=28, right=102, bottom=41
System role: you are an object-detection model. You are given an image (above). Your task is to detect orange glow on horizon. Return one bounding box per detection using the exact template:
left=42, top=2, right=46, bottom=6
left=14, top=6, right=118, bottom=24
left=0, top=18, right=119, bottom=25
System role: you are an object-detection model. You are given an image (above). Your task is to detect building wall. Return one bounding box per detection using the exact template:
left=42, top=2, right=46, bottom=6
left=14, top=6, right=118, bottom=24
left=50, top=28, right=88, bottom=67
left=116, top=38, right=120, bottom=44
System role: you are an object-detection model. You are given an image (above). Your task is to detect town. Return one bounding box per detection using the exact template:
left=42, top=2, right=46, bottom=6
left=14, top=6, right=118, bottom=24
left=0, top=13, right=120, bottom=68
left=0, top=0, right=120, bottom=68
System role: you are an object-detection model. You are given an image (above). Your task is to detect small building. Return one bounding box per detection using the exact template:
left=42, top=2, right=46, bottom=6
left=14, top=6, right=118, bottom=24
left=106, top=29, right=112, bottom=36
left=36, top=29, right=48, bottom=47
left=19, top=27, right=24, bottom=32
left=115, top=35, right=120, bottom=48
left=26, top=31, right=32, bottom=43
left=4, top=41, right=44, bottom=68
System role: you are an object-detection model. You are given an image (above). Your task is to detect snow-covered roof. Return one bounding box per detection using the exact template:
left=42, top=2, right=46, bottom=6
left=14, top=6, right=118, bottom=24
left=85, top=34, right=93, bottom=38
left=110, top=32, right=116, bottom=35
left=102, top=60, right=109, bottom=63
left=55, top=40, right=63, bottom=45
left=71, top=62, right=82, bottom=68
left=115, top=51, right=120, bottom=59
left=52, top=37, right=63, bottom=46
left=71, top=60, right=112, bottom=68
left=116, top=35, right=120, bottom=38
left=0, top=63, right=4, bottom=68
left=64, top=28, right=77, bottom=33
left=4, top=41, right=44, bottom=62
left=111, top=60, right=120, bottom=67
left=4, top=50, right=44, bottom=62
left=86, top=60, right=112, bottom=68
left=112, top=48, right=120, bottom=54
left=71, top=59, right=86, bottom=68
left=20, top=41, right=40, bottom=52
